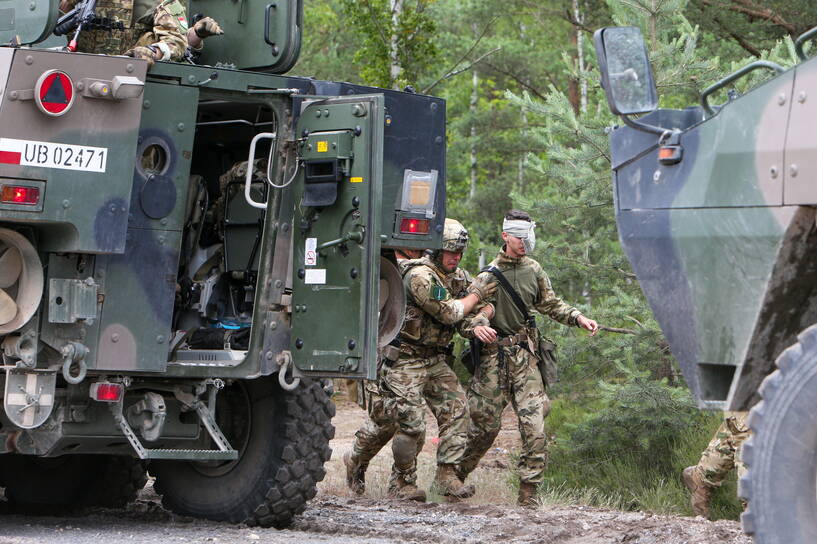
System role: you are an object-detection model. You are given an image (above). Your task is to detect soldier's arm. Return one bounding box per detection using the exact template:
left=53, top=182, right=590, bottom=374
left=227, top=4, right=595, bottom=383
left=406, top=271, right=467, bottom=326
left=532, top=262, right=582, bottom=327
left=148, top=0, right=189, bottom=62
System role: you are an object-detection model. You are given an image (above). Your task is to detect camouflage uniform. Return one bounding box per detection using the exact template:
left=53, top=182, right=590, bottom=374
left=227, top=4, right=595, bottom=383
left=380, top=256, right=471, bottom=483
left=682, top=411, right=749, bottom=517
left=696, top=411, right=749, bottom=486
left=458, top=249, right=582, bottom=485
left=64, top=0, right=188, bottom=61
left=348, top=257, right=427, bottom=491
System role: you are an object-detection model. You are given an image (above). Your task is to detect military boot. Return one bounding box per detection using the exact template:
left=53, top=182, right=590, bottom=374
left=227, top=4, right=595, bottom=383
left=387, top=474, right=427, bottom=502
left=517, top=482, right=538, bottom=507
left=682, top=466, right=711, bottom=518
left=433, top=464, right=476, bottom=499
left=343, top=451, right=366, bottom=495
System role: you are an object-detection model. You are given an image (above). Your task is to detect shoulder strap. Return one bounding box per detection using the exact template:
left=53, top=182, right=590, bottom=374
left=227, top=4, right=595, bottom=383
left=482, top=266, right=536, bottom=328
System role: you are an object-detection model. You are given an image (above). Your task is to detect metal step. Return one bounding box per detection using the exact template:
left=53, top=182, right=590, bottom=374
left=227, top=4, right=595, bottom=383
left=114, top=395, right=238, bottom=461
left=136, top=448, right=238, bottom=461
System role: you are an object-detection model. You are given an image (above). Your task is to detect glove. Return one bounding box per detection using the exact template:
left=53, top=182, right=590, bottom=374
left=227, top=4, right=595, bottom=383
left=467, top=275, right=497, bottom=302
left=193, top=17, right=224, bottom=38
left=126, top=46, right=157, bottom=67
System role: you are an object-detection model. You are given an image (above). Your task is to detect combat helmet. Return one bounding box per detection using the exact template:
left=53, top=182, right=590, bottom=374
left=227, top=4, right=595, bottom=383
left=441, top=218, right=469, bottom=253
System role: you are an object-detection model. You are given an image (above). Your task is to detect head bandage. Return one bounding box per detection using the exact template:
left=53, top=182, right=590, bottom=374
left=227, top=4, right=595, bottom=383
left=503, top=219, right=536, bottom=253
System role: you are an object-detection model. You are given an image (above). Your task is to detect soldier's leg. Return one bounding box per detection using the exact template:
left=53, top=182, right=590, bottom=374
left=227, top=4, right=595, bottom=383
left=423, top=356, right=473, bottom=498
left=508, top=346, right=550, bottom=505
left=345, top=380, right=397, bottom=494
left=382, top=358, right=428, bottom=500
left=457, top=350, right=508, bottom=481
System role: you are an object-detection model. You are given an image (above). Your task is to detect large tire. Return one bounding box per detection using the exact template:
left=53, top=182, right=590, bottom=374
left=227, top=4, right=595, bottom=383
left=0, top=454, right=146, bottom=508
left=740, top=324, right=817, bottom=543
left=150, top=376, right=334, bottom=528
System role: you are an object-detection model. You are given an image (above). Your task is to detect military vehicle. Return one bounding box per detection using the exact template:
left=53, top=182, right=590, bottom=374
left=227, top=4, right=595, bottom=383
left=595, top=24, right=817, bottom=544
left=0, top=0, right=446, bottom=527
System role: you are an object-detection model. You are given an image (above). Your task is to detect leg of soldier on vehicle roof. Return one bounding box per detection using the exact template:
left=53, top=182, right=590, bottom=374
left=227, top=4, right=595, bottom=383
left=507, top=346, right=550, bottom=489
left=457, top=351, right=508, bottom=481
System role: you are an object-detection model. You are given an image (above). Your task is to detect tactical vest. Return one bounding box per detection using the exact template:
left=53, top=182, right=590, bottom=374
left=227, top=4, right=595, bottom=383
left=399, top=258, right=468, bottom=348
left=74, top=0, right=184, bottom=56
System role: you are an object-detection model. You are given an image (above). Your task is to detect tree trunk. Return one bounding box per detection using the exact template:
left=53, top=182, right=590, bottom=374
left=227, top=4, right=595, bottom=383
left=389, top=0, right=403, bottom=89
left=574, top=0, right=587, bottom=115
left=470, top=26, right=479, bottom=201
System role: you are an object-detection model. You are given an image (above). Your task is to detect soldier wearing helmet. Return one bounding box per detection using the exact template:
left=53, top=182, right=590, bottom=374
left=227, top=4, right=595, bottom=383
left=456, top=209, right=598, bottom=506
left=344, top=218, right=495, bottom=501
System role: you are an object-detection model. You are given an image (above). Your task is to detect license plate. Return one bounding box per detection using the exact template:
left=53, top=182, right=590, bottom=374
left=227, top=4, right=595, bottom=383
left=0, top=138, right=108, bottom=173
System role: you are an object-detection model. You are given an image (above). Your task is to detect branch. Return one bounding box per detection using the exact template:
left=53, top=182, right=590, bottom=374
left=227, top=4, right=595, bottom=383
left=420, top=16, right=499, bottom=94
left=599, top=325, right=638, bottom=335
left=701, top=0, right=797, bottom=35
left=482, top=60, right=549, bottom=101
left=422, top=47, right=502, bottom=94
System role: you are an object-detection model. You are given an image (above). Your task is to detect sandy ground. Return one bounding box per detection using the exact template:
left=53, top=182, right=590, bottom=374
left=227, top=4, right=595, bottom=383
left=0, top=398, right=751, bottom=544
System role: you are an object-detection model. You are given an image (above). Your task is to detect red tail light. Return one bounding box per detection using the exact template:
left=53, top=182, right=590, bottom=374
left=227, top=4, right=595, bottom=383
left=1, top=185, right=40, bottom=205
left=400, top=218, right=430, bottom=234
left=90, top=382, right=124, bottom=403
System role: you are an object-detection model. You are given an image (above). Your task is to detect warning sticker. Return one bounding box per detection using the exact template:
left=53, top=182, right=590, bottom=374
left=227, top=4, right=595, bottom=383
left=317, top=141, right=328, bottom=153
left=305, top=238, right=317, bottom=266
left=0, top=138, right=108, bottom=173
left=305, top=269, right=326, bottom=284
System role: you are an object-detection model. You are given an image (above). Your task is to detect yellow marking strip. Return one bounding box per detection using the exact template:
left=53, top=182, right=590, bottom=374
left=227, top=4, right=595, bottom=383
left=350, top=177, right=363, bottom=183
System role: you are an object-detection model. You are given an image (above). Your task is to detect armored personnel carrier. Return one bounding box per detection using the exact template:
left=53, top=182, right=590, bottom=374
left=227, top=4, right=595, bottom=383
left=0, top=0, right=445, bottom=527
left=596, top=25, right=817, bottom=544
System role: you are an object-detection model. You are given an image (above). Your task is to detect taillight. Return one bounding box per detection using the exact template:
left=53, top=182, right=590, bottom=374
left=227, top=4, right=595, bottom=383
left=89, top=382, right=124, bottom=403
left=1, top=185, right=40, bottom=205
left=400, top=218, right=430, bottom=234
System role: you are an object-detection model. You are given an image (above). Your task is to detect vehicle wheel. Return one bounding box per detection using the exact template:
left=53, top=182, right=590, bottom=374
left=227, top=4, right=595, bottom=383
left=0, top=454, right=146, bottom=508
left=740, top=324, right=817, bottom=543
left=150, top=376, right=335, bottom=528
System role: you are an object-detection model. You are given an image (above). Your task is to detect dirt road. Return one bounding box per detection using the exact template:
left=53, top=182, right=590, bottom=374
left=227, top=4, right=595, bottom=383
left=0, top=399, right=751, bottom=544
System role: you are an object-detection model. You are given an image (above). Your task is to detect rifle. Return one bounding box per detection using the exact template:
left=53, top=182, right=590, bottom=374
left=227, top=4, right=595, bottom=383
left=53, top=0, right=98, bottom=52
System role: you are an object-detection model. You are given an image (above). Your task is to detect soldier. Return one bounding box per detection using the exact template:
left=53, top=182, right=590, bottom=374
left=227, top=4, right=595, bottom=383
left=682, top=411, right=750, bottom=519
left=59, top=0, right=223, bottom=66
left=343, top=248, right=428, bottom=499
left=345, top=219, right=496, bottom=501
left=457, top=209, right=599, bottom=506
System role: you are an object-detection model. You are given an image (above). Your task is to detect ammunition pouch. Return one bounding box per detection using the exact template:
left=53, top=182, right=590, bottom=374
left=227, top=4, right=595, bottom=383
left=537, top=336, right=559, bottom=388
left=460, top=338, right=482, bottom=375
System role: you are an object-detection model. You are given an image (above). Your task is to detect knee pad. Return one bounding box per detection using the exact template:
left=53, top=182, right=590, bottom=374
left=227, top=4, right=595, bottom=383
left=392, top=432, right=419, bottom=469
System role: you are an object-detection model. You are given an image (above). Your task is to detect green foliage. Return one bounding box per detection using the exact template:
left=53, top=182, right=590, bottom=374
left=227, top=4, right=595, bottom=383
left=337, top=0, right=439, bottom=88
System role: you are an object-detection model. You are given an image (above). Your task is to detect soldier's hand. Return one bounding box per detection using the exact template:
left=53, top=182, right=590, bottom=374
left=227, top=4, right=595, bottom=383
left=467, top=275, right=497, bottom=302
left=577, top=315, right=599, bottom=336
left=474, top=325, right=497, bottom=344
left=193, top=17, right=224, bottom=38
left=126, top=46, right=157, bottom=66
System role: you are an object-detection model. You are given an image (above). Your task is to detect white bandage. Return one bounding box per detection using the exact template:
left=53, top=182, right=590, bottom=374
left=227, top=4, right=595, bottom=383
left=502, top=219, right=536, bottom=252
left=154, top=42, right=172, bottom=61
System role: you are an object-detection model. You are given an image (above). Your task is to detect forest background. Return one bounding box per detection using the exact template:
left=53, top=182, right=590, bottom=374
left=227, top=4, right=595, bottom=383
left=293, top=0, right=817, bottom=519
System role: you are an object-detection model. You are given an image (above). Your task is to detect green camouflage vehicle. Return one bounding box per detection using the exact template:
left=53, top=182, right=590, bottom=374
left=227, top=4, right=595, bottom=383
left=595, top=25, right=817, bottom=544
left=0, top=0, right=445, bottom=527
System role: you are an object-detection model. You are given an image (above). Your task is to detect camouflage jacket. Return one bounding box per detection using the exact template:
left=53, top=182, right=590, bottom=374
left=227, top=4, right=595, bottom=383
left=398, top=257, right=472, bottom=351
left=470, top=249, right=581, bottom=337
left=66, top=0, right=188, bottom=61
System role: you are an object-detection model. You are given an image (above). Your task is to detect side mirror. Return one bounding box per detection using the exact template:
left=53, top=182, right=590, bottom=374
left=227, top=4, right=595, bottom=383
left=594, top=26, right=658, bottom=116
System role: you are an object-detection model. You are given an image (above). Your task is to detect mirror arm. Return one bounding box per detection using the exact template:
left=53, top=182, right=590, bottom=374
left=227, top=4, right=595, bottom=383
left=621, top=114, right=667, bottom=136
left=795, top=26, right=817, bottom=61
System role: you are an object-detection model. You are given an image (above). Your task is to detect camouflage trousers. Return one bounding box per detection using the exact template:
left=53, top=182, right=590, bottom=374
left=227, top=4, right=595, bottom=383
left=459, top=343, right=551, bottom=484
left=696, top=411, right=750, bottom=487
left=350, top=377, right=425, bottom=487
left=381, top=353, right=469, bottom=472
